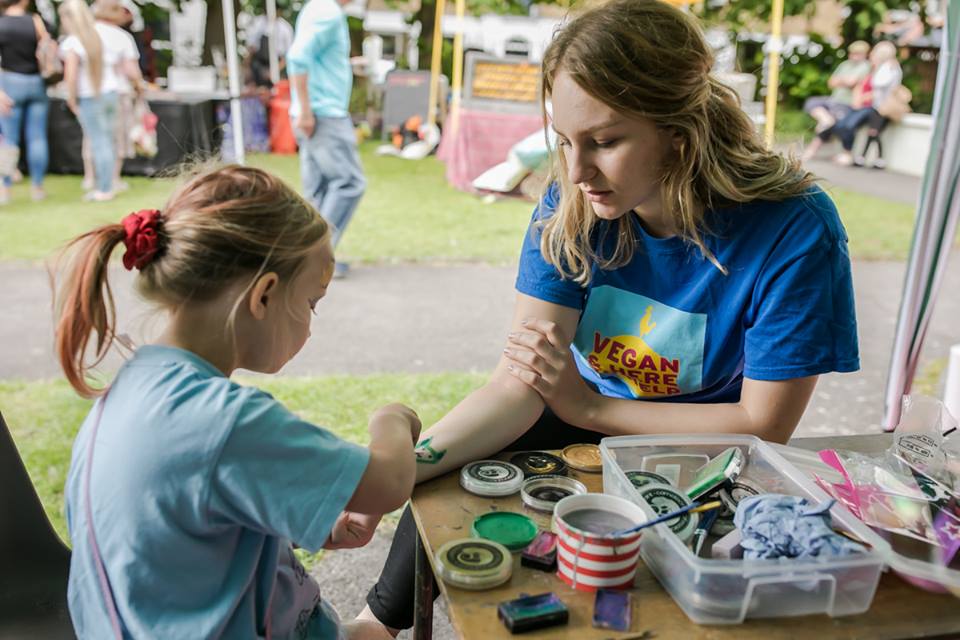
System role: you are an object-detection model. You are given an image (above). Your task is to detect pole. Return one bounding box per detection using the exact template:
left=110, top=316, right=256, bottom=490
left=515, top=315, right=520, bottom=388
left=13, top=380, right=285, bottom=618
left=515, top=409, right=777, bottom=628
left=426, top=0, right=447, bottom=128
left=449, top=0, right=465, bottom=136
left=267, top=0, right=279, bottom=85
left=763, top=0, right=784, bottom=147
left=221, top=0, right=245, bottom=164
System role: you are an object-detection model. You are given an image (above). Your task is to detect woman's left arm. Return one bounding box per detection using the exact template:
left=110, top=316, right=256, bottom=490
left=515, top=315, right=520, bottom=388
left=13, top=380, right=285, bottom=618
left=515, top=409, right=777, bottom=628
left=582, top=376, right=818, bottom=444
left=505, top=318, right=818, bottom=444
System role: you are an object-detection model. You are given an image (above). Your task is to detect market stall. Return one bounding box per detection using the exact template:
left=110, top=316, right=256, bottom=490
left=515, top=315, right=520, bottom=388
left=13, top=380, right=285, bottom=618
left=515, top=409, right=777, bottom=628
left=45, top=91, right=225, bottom=176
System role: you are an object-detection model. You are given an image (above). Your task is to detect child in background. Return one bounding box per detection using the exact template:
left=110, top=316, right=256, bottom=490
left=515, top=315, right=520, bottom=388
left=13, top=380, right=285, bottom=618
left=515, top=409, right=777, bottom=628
left=54, top=165, right=417, bottom=639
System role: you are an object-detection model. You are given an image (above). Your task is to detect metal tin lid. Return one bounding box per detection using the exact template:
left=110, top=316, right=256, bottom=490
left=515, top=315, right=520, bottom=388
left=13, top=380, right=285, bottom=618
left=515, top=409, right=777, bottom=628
left=637, top=483, right=700, bottom=542
left=624, top=469, right=673, bottom=489
left=509, top=451, right=568, bottom=477
left=435, top=537, right=513, bottom=590
left=460, top=460, right=524, bottom=497
left=520, top=475, right=587, bottom=512
left=561, top=443, right=603, bottom=472
left=719, top=480, right=762, bottom=514
left=471, top=512, right=539, bottom=551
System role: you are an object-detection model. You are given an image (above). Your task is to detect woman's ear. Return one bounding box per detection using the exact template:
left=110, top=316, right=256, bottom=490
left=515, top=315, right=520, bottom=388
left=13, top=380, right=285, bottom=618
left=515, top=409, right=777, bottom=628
left=247, top=272, right=280, bottom=320
left=670, top=128, right=685, bottom=153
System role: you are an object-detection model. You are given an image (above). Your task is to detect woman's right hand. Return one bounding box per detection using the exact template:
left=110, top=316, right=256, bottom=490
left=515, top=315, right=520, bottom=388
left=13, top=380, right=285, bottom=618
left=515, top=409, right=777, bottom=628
left=370, top=402, right=422, bottom=445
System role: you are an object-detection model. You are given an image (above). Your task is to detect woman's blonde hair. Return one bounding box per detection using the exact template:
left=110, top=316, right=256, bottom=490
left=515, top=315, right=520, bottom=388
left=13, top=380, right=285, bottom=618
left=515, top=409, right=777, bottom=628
left=53, top=165, right=330, bottom=397
left=540, top=0, right=815, bottom=283
left=58, top=0, right=103, bottom=94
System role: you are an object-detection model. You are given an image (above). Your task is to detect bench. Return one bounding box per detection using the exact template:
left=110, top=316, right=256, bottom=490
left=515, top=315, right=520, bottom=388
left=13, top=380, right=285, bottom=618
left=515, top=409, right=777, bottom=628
left=812, top=112, right=933, bottom=177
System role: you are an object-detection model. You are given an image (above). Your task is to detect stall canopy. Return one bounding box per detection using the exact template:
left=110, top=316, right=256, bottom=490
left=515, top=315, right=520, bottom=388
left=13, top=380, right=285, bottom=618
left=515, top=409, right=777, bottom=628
left=883, top=1, right=960, bottom=429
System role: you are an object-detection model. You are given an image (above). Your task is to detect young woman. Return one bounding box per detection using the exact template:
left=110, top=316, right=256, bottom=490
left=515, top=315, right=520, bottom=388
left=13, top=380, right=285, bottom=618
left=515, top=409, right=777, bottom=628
left=0, top=0, right=51, bottom=203
left=358, top=0, right=859, bottom=634
left=58, top=0, right=139, bottom=201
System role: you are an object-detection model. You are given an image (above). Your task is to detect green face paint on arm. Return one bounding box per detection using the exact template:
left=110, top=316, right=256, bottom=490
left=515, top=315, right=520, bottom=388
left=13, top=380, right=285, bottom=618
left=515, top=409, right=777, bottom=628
left=415, top=436, right=446, bottom=464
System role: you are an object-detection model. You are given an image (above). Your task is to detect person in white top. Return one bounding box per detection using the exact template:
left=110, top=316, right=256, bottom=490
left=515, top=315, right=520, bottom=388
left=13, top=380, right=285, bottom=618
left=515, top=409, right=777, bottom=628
left=58, top=0, right=139, bottom=201
left=244, top=14, right=294, bottom=88
left=91, top=0, right=143, bottom=192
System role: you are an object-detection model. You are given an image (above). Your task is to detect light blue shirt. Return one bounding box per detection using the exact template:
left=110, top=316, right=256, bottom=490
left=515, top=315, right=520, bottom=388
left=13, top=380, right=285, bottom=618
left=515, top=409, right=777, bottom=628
left=65, top=345, right=369, bottom=639
left=286, top=0, right=352, bottom=119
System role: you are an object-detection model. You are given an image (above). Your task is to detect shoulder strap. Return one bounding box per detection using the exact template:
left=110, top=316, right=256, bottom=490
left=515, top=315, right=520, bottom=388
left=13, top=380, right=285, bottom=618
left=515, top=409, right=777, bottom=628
left=83, top=391, right=125, bottom=640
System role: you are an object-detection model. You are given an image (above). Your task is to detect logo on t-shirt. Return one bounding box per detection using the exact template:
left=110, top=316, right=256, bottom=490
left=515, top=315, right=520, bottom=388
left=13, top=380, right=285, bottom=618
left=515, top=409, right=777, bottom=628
left=573, top=287, right=706, bottom=399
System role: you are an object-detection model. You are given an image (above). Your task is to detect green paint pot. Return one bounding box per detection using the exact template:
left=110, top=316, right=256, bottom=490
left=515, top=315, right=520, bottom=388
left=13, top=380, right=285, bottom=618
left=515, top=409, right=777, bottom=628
left=471, top=512, right=538, bottom=551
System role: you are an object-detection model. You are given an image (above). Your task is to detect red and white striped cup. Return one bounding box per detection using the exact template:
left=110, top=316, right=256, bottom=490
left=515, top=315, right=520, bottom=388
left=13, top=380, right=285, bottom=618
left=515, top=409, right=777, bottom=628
left=553, top=493, right=648, bottom=592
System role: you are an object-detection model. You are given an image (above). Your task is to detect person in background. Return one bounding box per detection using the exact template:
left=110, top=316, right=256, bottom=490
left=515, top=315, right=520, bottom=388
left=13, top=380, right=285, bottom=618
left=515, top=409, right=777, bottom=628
left=287, top=0, right=366, bottom=279
left=119, top=0, right=153, bottom=80
left=802, top=41, right=871, bottom=136
left=91, top=0, right=143, bottom=193
left=59, top=0, right=107, bottom=201
left=831, top=41, right=903, bottom=167
left=244, top=13, right=294, bottom=89
left=0, top=0, right=51, bottom=203
left=874, top=9, right=925, bottom=47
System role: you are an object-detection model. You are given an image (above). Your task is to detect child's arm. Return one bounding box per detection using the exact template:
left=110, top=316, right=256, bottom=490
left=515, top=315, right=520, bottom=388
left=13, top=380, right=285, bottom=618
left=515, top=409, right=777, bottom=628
left=323, top=511, right=382, bottom=549
left=343, top=403, right=420, bottom=515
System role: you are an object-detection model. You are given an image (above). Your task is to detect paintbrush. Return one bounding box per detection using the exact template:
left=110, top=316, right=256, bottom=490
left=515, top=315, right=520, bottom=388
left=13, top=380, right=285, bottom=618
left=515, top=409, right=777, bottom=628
left=607, top=500, right=723, bottom=537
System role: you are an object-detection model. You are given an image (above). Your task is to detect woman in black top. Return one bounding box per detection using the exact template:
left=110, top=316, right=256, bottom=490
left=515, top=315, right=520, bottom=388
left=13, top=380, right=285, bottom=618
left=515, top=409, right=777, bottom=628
left=0, top=0, right=50, bottom=203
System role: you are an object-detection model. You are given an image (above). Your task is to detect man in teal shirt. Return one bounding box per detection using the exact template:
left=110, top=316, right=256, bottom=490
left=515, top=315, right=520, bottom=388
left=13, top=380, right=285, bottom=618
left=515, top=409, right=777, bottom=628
left=288, top=0, right=364, bottom=278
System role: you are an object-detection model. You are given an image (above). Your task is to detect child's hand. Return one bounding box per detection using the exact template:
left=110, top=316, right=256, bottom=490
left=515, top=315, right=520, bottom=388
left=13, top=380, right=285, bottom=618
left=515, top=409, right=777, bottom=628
left=370, top=403, right=422, bottom=444
left=323, top=511, right=382, bottom=550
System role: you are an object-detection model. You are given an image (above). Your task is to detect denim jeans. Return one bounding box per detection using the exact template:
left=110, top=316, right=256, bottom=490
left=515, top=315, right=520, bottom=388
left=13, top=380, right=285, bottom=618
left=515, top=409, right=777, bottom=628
left=832, top=107, right=874, bottom=151
left=296, top=115, right=366, bottom=247
left=0, top=71, right=49, bottom=187
left=77, top=92, right=118, bottom=193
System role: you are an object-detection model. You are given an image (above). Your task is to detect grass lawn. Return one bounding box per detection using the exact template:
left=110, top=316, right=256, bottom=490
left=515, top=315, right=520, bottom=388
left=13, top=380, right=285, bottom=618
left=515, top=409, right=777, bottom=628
left=0, top=141, right=926, bottom=263
left=1, top=373, right=486, bottom=546
left=0, top=143, right=533, bottom=265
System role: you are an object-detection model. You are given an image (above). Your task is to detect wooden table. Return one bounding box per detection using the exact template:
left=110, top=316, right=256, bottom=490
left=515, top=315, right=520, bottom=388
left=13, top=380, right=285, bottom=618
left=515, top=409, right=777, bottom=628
left=409, top=434, right=960, bottom=639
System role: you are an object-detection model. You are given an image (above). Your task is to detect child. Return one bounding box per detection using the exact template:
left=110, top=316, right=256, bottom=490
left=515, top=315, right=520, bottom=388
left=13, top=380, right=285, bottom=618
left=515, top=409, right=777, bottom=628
left=54, top=165, right=418, bottom=639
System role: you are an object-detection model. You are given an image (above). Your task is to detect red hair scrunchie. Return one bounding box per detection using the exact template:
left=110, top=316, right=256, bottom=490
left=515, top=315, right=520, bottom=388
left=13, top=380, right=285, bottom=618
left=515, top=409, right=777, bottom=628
left=121, top=209, right=163, bottom=271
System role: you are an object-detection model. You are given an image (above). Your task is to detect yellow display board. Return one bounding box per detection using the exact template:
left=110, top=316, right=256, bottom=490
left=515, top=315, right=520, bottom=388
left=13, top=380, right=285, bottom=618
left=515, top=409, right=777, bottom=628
left=467, top=58, right=541, bottom=104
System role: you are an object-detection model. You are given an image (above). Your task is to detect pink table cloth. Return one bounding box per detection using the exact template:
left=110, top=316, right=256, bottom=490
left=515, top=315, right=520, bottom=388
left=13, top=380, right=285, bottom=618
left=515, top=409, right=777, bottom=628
left=437, top=107, right=544, bottom=192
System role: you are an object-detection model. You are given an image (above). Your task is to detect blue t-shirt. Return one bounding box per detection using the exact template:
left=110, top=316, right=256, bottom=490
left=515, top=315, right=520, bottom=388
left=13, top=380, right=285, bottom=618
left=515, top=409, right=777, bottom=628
left=65, top=345, right=369, bottom=639
left=286, top=0, right=352, bottom=119
left=516, top=185, right=859, bottom=404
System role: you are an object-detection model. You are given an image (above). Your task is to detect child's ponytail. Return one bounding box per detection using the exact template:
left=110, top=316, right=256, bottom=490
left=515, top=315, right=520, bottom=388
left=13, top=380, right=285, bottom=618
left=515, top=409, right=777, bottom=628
left=52, top=165, right=328, bottom=398
left=54, top=210, right=164, bottom=398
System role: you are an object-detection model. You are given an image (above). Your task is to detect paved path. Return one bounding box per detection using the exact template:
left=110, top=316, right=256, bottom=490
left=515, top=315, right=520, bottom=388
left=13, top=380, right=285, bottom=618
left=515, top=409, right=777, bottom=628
left=6, top=258, right=960, bottom=435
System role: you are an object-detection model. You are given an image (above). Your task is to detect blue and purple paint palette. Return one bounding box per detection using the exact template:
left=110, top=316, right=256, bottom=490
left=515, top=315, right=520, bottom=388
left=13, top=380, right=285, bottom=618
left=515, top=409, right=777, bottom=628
left=593, top=588, right=632, bottom=631
left=497, top=592, right=569, bottom=634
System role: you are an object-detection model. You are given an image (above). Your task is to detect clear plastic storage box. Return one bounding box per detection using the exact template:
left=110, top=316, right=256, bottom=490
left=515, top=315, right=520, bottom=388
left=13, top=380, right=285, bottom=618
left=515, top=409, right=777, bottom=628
left=600, top=434, right=892, bottom=624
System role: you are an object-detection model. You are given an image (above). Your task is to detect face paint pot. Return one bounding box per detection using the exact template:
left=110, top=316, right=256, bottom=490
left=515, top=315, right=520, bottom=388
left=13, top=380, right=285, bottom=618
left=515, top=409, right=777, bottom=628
left=552, top=493, right=648, bottom=592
